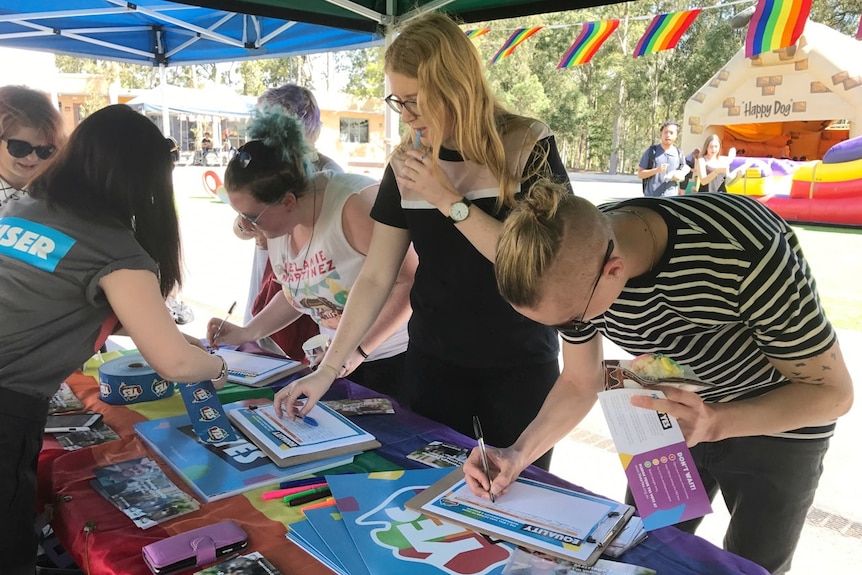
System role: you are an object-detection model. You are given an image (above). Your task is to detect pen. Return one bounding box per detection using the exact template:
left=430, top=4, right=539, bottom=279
left=300, top=497, right=336, bottom=514
left=261, top=482, right=327, bottom=501
left=283, top=485, right=331, bottom=504
left=414, top=129, right=421, bottom=150
left=210, top=301, right=236, bottom=350
left=287, top=488, right=332, bottom=507
left=278, top=476, right=329, bottom=490
left=472, top=415, right=495, bottom=503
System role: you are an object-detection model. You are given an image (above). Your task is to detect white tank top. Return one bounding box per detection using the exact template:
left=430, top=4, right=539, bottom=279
left=268, top=172, right=409, bottom=361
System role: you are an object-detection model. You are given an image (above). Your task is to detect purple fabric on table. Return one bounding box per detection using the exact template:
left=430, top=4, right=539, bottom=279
left=319, top=379, right=769, bottom=575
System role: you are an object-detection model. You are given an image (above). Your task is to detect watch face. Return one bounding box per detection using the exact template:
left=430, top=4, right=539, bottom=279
left=450, top=201, right=470, bottom=222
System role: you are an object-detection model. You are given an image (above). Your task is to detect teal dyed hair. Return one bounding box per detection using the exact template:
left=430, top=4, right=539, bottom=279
left=224, top=106, right=316, bottom=203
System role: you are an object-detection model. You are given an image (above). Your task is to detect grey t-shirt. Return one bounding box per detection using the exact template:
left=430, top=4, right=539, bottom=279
left=0, top=195, right=156, bottom=400
left=639, top=145, right=685, bottom=197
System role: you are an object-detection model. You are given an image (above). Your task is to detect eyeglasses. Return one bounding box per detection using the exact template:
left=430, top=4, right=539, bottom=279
left=239, top=203, right=272, bottom=227
left=384, top=94, right=420, bottom=117
left=2, top=137, right=56, bottom=160
left=555, top=239, right=614, bottom=335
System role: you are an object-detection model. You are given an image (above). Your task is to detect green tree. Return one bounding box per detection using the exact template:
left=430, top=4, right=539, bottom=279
left=338, top=47, right=385, bottom=99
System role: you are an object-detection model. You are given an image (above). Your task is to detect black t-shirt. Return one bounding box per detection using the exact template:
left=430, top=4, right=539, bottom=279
left=371, top=126, right=570, bottom=368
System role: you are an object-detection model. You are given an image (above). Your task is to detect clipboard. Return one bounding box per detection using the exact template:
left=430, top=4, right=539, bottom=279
left=405, top=468, right=635, bottom=567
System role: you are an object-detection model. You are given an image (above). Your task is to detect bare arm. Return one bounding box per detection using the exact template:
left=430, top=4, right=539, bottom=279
left=207, top=287, right=303, bottom=348
left=272, top=222, right=412, bottom=418
left=463, top=336, right=606, bottom=498
left=634, top=340, right=854, bottom=446
left=341, top=189, right=417, bottom=366
left=100, top=269, right=226, bottom=385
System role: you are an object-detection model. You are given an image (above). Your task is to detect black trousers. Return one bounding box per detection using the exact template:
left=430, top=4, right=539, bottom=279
left=348, top=352, right=407, bottom=406
left=402, top=348, right=559, bottom=470
left=0, top=387, right=49, bottom=575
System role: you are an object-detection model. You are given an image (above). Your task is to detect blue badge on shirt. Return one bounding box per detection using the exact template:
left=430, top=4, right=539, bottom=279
left=0, top=216, right=75, bottom=273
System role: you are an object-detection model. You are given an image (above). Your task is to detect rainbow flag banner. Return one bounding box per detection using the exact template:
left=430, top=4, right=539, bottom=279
left=745, top=0, right=812, bottom=58
left=558, top=20, right=620, bottom=68
left=489, top=26, right=543, bottom=64
left=633, top=9, right=701, bottom=58
left=465, top=28, right=490, bottom=39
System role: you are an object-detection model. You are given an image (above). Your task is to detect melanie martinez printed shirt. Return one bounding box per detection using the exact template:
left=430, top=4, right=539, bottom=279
left=268, top=172, right=409, bottom=361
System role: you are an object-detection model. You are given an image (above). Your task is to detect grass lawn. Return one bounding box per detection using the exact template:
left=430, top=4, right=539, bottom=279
left=793, top=224, right=862, bottom=331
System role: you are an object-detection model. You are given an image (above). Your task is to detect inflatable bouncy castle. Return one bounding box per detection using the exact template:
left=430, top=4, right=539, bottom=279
left=724, top=135, right=862, bottom=226
left=684, top=20, right=862, bottom=226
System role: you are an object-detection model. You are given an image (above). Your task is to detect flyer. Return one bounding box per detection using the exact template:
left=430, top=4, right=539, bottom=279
left=597, top=388, right=712, bottom=531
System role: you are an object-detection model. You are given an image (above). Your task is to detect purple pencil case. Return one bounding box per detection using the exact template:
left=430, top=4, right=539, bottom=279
left=142, top=520, right=248, bottom=574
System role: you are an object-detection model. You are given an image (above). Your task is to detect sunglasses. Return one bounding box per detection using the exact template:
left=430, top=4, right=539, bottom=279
left=384, top=94, right=420, bottom=117
left=229, top=146, right=252, bottom=168
left=2, top=137, right=56, bottom=160
left=555, top=239, right=615, bottom=336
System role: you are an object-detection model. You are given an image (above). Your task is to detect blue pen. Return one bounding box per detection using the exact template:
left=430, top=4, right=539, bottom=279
left=300, top=415, right=318, bottom=427
left=414, top=129, right=421, bottom=150
left=278, top=476, right=327, bottom=490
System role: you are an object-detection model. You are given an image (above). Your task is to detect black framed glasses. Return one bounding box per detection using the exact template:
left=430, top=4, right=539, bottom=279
left=2, top=137, right=56, bottom=160
left=555, top=239, right=615, bottom=334
left=384, top=94, right=420, bottom=116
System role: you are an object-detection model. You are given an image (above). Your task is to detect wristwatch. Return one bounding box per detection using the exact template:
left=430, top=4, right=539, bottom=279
left=448, top=196, right=472, bottom=223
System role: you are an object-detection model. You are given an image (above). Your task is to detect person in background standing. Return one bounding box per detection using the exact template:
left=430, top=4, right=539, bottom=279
left=0, top=85, right=65, bottom=206
left=638, top=120, right=688, bottom=197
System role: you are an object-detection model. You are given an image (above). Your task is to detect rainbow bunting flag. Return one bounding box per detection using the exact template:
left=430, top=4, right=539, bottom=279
left=745, top=0, right=812, bottom=58
left=558, top=20, right=620, bottom=68
left=465, top=28, right=490, bottom=39
left=633, top=9, right=701, bottom=58
left=489, top=26, right=543, bottom=64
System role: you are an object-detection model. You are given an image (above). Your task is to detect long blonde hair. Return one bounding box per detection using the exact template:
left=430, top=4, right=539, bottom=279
left=386, top=12, right=539, bottom=208
left=497, top=179, right=608, bottom=308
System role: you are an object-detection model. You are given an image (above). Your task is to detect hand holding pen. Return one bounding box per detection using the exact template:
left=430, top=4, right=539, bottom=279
left=472, top=415, right=496, bottom=503
left=206, top=301, right=236, bottom=351
left=462, top=430, right=524, bottom=501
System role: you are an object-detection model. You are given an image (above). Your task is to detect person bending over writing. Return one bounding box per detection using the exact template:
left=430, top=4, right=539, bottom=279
left=0, top=105, right=230, bottom=575
left=207, top=108, right=416, bottom=399
left=463, top=181, right=853, bottom=575
left=273, top=11, right=572, bottom=470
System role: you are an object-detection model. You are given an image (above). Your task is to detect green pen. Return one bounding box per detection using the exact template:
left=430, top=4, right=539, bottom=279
left=283, top=485, right=330, bottom=504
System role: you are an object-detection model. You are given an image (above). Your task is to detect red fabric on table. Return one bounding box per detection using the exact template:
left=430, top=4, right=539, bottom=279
left=40, top=373, right=328, bottom=575
left=251, top=258, right=319, bottom=361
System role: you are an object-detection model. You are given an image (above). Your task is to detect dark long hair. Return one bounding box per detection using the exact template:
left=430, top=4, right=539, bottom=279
left=28, top=105, right=181, bottom=297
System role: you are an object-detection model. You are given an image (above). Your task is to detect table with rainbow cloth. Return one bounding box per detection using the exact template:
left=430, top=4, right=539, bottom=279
left=38, top=353, right=768, bottom=575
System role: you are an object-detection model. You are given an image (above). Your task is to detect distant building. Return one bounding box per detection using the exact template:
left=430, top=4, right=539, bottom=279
left=314, top=92, right=386, bottom=178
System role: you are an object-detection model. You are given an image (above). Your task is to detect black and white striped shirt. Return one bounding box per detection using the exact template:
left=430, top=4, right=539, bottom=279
left=563, top=193, right=836, bottom=440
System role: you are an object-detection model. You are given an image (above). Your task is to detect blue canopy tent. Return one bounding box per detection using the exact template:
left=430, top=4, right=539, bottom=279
left=0, top=0, right=382, bottom=66
left=0, top=0, right=383, bottom=136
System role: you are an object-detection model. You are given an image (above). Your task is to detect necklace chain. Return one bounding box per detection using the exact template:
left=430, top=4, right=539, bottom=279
left=288, top=182, right=317, bottom=299
left=616, top=208, right=657, bottom=272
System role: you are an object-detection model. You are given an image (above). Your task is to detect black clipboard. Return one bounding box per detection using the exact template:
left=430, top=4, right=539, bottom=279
left=405, top=469, right=635, bottom=567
